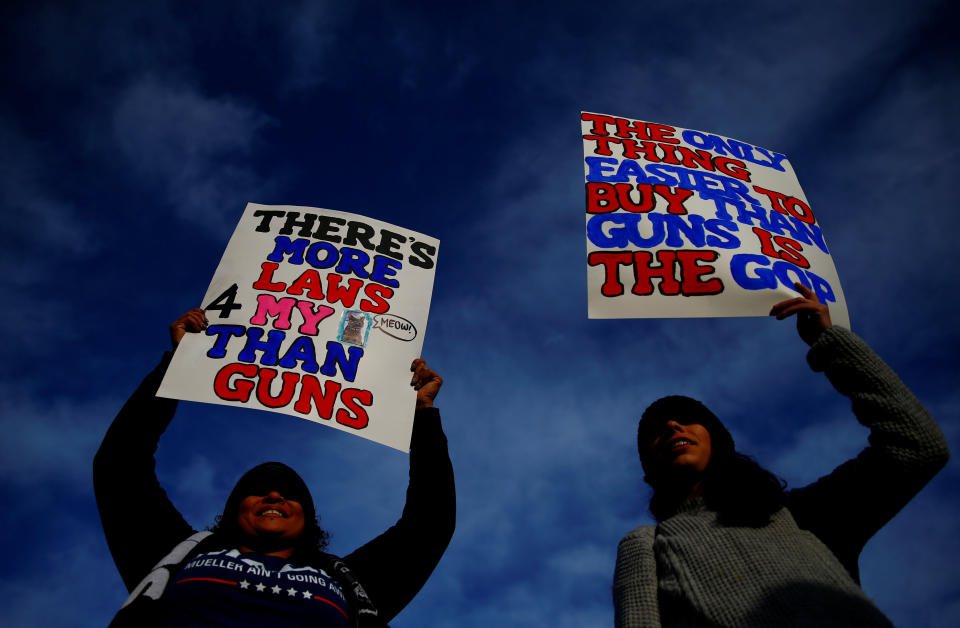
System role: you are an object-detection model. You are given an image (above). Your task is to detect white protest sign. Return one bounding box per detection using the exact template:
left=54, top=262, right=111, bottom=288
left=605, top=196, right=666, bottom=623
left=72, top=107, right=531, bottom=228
left=583, top=112, right=850, bottom=328
left=158, top=203, right=440, bottom=452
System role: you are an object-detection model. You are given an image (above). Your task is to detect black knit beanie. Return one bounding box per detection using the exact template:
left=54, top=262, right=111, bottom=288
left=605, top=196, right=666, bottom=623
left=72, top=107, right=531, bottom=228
left=222, top=462, right=316, bottom=525
left=637, top=395, right=735, bottom=474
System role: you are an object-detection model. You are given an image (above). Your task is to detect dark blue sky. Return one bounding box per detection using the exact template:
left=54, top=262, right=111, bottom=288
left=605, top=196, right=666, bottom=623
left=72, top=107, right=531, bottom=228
left=2, top=1, right=958, bottom=626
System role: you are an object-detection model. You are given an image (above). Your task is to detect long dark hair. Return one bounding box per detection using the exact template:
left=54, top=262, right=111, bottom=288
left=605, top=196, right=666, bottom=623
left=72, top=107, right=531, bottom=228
left=639, top=396, right=786, bottom=526
left=647, top=451, right=785, bottom=526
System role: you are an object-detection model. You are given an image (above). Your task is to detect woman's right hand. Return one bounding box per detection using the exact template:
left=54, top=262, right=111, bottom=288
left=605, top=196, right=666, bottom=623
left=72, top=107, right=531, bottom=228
left=169, top=308, right=208, bottom=350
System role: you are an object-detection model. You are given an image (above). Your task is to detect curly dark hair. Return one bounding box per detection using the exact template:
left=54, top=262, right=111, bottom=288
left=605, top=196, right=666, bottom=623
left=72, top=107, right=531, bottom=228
left=209, top=461, right=332, bottom=561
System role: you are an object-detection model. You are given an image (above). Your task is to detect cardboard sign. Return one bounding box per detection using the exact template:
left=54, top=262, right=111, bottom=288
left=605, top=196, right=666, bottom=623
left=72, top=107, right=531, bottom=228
left=583, top=112, right=850, bottom=328
left=158, top=203, right=440, bottom=452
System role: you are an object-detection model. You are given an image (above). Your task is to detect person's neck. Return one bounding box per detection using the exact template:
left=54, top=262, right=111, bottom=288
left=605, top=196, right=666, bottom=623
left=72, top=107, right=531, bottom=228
left=238, top=540, right=296, bottom=559
left=685, top=480, right=704, bottom=501
left=650, top=474, right=706, bottom=520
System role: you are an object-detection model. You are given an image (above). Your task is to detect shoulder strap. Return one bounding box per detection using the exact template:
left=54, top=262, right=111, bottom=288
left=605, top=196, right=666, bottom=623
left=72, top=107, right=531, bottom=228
left=120, top=531, right=213, bottom=608
left=322, top=553, right=381, bottom=628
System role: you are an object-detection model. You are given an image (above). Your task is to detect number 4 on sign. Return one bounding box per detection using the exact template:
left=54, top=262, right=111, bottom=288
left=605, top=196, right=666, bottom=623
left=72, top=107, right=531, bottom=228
left=205, top=284, right=243, bottom=318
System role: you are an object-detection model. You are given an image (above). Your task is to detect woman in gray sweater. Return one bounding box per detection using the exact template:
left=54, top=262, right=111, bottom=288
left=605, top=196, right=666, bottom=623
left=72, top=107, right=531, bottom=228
left=613, top=283, right=949, bottom=627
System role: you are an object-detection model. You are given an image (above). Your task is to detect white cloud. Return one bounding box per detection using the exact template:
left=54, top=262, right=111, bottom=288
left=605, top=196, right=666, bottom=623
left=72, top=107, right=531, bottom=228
left=112, top=77, right=274, bottom=232
left=280, top=1, right=353, bottom=91
left=547, top=542, right=616, bottom=579
left=0, top=387, right=119, bottom=492
left=767, top=415, right=871, bottom=486
left=0, top=520, right=128, bottom=626
left=0, top=123, right=98, bottom=272
left=860, top=492, right=960, bottom=626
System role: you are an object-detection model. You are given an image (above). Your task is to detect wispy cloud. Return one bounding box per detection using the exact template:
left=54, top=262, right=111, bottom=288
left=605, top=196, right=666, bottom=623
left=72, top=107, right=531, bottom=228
left=0, top=123, right=99, bottom=352
left=280, top=1, right=352, bottom=91
left=111, top=77, right=275, bottom=232
left=0, top=124, right=98, bottom=262
left=0, top=387, right=117, bottom=491
left=860, top=493, right=960, bottom=626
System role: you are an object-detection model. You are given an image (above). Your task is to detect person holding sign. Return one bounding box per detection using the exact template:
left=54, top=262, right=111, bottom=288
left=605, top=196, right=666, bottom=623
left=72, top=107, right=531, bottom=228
left=613, top=284, right=949, bottom=627
left=94, top=309, right=455, bottom=627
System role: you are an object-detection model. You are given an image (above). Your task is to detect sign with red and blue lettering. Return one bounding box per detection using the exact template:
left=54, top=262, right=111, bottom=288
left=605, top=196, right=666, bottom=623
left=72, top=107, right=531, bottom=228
left=583, top=112, right=849, bottom=327
left=158, top=203, right=439, bottom=452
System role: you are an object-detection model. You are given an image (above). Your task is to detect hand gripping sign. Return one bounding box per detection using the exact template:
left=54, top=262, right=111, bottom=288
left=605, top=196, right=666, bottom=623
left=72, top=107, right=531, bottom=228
left=158, top=203, right=440, bottom=452
left=582, top=112, right=850, bottom=328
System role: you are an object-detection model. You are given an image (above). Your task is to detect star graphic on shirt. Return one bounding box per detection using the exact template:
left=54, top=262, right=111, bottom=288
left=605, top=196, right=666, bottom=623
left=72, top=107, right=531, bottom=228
left=271, top=585, right=282, bottom=594
left=302, top=589, right=312, bottom=599
left=287, top=587, right=299, bottom=596
left=255, top=583, right=266, bottom=592
left=239, top=580, right=250, bottom=590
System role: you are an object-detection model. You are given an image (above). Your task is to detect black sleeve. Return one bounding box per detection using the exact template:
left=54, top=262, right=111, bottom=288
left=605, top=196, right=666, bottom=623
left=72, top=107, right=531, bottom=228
left=786, top=327, right=949, bottom=582
left=93, top=353, right=196, bottom=591
left=342, top=407, right=456, bottom=623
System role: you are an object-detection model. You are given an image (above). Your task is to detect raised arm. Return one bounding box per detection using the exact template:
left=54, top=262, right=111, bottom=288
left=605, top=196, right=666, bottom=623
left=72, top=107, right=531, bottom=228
left=93, top=309, right=208, bottom=590
left=772, top=284, right=949, bottom=580
left=341, top=359, right=456, bottom=623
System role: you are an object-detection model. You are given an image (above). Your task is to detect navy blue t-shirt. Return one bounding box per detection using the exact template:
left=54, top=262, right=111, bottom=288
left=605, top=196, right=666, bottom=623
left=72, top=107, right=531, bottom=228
left=163, top=548, right=348, bottom=627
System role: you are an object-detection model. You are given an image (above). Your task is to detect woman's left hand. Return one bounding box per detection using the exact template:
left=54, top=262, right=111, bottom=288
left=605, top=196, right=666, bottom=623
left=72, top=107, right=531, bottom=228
left=769, top=282, right=833, bottom=345
left=410, top=359, right=443, bottom=409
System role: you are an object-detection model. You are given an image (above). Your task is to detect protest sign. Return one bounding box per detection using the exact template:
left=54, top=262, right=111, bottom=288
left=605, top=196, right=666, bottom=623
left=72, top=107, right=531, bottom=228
left=158, top=203, right=440, bottom=452
left=582, top=112, right=850, bottom=328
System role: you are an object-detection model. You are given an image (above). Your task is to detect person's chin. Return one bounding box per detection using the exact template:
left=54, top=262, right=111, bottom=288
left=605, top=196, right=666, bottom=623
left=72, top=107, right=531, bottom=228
left=665, top=457, right=707, bottom=476
left=669, top=449, right=706, bottom=467
left=248, top=521, right=288, bottom=535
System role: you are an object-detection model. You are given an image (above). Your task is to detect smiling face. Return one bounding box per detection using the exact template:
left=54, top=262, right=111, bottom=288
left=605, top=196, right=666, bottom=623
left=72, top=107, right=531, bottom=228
left=236, top=490, right=306, bottom=543
left=646, top=420, right=713, bottom=474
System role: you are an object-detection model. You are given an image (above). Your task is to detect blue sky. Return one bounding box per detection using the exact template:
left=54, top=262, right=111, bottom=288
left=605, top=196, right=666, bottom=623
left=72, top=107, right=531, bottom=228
left=2, top=1, right=958, bottom=626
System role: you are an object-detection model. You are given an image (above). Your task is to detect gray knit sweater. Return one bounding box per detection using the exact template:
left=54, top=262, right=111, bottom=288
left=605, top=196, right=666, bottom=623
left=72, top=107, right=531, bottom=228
left=613, top=327, right=949, bottom=627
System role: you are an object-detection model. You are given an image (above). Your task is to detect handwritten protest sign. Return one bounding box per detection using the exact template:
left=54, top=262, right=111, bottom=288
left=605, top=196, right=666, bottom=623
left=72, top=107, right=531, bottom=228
left=583, top=112, right=850, bottom=328
left=158, top=203, right=440, bottom=452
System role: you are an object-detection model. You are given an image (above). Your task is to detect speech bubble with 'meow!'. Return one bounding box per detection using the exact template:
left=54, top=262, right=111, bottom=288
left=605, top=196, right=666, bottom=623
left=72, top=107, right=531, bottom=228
left=373, top=314, right=417, bottom=341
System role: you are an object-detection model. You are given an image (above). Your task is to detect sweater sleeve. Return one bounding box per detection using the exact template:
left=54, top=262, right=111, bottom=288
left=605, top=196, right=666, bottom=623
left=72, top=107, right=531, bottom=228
left=341, top=407, right=456, bottom=623
left=613, top=526, right=661, bottom=628
left=93, top=353, right=196, bottom=591
left=786, top=326, right=949, bottom=582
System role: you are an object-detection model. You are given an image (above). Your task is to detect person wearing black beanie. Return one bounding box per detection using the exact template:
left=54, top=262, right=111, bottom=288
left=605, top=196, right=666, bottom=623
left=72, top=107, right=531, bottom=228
left=214, top=461, right=327, bottom=560
left=636, top=394, right=783, bottom=526
left=95, top=309, right=456, bottom=628
left=613, top=283, right=949, bottom=628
